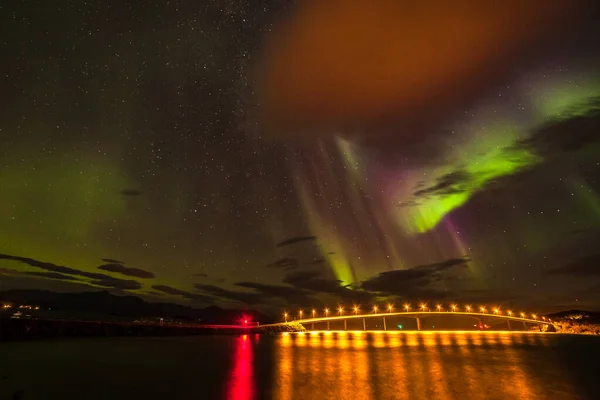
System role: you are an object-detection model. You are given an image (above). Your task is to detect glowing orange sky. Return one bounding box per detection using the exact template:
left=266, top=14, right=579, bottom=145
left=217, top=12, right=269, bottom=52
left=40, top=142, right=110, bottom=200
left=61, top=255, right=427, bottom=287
left=259, top=0, right=572, bottom=136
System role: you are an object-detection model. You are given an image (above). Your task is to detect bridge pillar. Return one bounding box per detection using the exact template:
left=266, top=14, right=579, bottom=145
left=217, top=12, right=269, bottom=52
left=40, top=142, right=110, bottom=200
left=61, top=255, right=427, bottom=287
left=538, top=325, right=542, bottom=332
left=362, top=318, right=366, bottom=331
left=344, top=319, right=347, bottom=331
left=523, top=321, right=528, bottom=331
left=507, top=320, right=512, bottom=331
left=383, top=316, right=387, bottom=331
left=416, top=317, right=421, bottom=331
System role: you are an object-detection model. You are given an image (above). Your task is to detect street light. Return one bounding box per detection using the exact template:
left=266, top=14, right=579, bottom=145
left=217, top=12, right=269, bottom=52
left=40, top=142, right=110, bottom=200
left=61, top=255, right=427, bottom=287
left=354, top=306, right=359, bottom=315
left=508, top=310, right=513, bottom=316
left=299, top=310, right=303, bottom=319
left=520, top=312, right=525, bottom=318
left=284, top=312, right=288, bottom=322
left=451, top=304, right=457, bottom=312
left=312, top=309, right=316, bottom=318
left=338, top=306, right=344, bottom=315
left=373, top=305, right=378, bottom=313
left=532, top=314, right=537, bottom=320
left=387, top=304, right=393, bottom=313
left=324, top=308, right=329, bottom=316
left=466, top=305, right=472, bottom=312
left=404, top=304, right=410, bottom=312
left=436, top=305, right=442, bottom=312
left=494, top=308, right=500, bottom=315
left=420, top=303, right=426, bottom=312
left=480, top=306, right=486, bottom=313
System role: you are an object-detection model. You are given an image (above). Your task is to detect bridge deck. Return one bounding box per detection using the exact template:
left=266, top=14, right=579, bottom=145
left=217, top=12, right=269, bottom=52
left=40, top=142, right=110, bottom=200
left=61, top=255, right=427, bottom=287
left=264, top=311, right=552, bottom=328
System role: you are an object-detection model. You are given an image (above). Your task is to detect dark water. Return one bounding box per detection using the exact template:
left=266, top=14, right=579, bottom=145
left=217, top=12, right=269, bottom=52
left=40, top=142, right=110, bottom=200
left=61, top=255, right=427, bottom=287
left=1, top=332, right=599, bottom=399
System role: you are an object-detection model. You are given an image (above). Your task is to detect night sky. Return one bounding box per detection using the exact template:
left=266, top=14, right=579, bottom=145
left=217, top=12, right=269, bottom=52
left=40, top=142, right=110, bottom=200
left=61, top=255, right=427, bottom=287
left=2, top=1, right=600, bottom=313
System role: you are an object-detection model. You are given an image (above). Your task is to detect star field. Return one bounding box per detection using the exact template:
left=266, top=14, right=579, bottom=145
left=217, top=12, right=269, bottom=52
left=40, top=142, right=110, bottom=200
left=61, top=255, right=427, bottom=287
left=1, top=1, right=600, bottom=313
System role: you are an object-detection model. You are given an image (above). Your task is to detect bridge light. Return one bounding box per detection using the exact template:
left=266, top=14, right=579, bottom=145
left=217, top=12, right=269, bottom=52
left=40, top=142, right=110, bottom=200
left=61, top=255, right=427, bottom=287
left=494, top=308, right=500, bottom=314
left=283, top=312, right=288, bottom=322
left=436, top=305, right=442, bottom=311
left=354, top=306, right=359, bottom=315
left=404, top=304, right=410, bottom=312
left=420, top=303, right=426, bottom=311
left=373, top=305, right=378, bottom=313
left=480, top=306, right=486, bottom=313
left=520, top=312, right=525, bottom=318
left=532, top=314, right=537, bottom=320
left=244, top=320, right=248, bottom=325
left=451, top=304, right=457, bottom=312
left=387, top=304, right=393, bottom=313
left=299, top=310, right=303, bottom=319
left=466, top=305, right=472, bottom=312
left=508, top=310, right=513, bottom=316
left=324, top=308, right=329, bottom=316
left=338, top=307, right=344, bottom=315
left=542, top=316, right=546, bottom=321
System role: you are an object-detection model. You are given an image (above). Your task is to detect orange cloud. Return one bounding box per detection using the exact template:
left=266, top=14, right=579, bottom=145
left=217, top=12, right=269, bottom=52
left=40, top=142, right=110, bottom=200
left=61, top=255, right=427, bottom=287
left=257, top=0, right=574, bottom=138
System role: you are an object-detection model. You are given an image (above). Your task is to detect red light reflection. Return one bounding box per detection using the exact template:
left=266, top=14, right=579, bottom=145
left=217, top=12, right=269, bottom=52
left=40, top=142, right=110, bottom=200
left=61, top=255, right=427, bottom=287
left=227, top=335, right=255, bottom=400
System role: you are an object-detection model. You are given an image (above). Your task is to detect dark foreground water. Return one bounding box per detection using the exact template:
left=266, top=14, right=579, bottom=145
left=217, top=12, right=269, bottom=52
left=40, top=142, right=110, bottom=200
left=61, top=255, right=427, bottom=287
left=1, top=332, right=599, bottom=399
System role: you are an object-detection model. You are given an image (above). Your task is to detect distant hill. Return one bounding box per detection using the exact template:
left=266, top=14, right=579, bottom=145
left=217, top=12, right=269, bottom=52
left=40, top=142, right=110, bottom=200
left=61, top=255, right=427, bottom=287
left=0, top=289, right=273, bottom=324
left=546, top=309, right=600, bottom=321
left=545, top=310, right=600, bottom=335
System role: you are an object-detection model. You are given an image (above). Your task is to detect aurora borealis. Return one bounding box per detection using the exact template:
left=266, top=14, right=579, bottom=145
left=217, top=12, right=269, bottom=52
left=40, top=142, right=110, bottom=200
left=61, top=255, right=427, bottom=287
left=2, top=0, right=600, bottom=313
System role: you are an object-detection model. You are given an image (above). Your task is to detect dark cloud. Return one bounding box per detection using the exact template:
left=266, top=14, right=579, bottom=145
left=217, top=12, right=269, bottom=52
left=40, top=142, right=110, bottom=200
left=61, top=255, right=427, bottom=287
left=151, top=285, right=212, bottom=301
left=98, top=263, right=155, bottom=279
left=276, top=236, right=316, bottom=247
left=360, top=257, right=469, bottom=298
left=25, top=271, right=78, bottom=281
left=119, top=189, right=142, bottom=196
left=0, top=253, right=142, bottom=291
left=282, top=269, right=373, bottom=303
left=547, top=253, right=600, bottom=277
left=518, top=97, right=600, bottom=156
left=194, top=283, right=264, bottom=305
left=235, top=282, right=316, bottom=305
left=413, top=171, right=471, bottom=198
left=266, top=257, right=299, bottom=270
left=101, top=258, right=124, bottom=264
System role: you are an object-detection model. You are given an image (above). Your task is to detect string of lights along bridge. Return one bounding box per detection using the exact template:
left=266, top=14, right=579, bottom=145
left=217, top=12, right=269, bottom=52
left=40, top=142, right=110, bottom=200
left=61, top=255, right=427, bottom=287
left=279, top=304, right=554, bottom=332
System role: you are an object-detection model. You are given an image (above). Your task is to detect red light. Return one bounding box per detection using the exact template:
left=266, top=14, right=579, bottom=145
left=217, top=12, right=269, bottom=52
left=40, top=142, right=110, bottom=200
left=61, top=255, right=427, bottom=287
left=244, top=320, right=248, bottom=324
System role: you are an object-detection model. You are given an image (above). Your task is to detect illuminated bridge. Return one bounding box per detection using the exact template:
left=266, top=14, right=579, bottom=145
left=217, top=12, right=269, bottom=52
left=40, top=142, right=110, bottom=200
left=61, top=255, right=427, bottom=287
left=264, top=305, right=555, bottom=332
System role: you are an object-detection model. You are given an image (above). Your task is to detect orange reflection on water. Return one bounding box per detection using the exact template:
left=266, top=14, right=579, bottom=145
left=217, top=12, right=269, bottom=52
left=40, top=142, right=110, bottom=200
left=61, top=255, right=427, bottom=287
left=274, top=332, right=560, bottom=400
left=227, top=335, right=255, bottom=400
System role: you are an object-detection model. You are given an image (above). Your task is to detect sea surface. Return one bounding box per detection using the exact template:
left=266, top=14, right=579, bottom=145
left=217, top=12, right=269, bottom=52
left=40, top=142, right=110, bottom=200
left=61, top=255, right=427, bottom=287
left=1, top=331, right=599, bottom=399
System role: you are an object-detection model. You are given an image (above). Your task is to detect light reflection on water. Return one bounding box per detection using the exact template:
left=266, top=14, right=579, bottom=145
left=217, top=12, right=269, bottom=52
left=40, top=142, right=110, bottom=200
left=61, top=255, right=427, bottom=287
left=272, top=331, right=578, bottom=400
